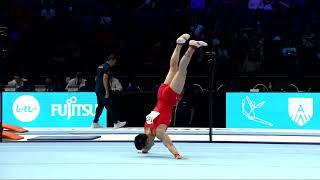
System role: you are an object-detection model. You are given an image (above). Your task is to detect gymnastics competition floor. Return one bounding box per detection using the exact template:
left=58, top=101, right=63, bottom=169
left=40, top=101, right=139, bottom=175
left=1, top=128, right=320, bottom=179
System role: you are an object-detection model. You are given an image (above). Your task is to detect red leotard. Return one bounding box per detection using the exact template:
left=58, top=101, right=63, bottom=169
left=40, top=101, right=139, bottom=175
left=144, top=83, right=182, bottom=133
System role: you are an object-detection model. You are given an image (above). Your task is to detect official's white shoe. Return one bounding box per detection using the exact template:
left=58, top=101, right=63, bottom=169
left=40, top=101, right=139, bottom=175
left=189, top=40, right=208, bottom=48
left=91, top=122, right=103, bottom=128
left=176, top=33, right=190, bottom=44
left=114, top=121, right=126, bottom=129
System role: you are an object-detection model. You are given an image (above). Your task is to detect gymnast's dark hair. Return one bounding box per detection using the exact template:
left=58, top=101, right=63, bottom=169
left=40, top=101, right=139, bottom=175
left=134, top=134, right=148, bottom=150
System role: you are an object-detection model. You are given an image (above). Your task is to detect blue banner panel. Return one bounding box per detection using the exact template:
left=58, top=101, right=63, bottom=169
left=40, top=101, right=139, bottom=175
left=227, top=92, right=320, bottom=129
left=2, top=92, right=107, bottom=127
left=1, top=91, right=2, bottom=141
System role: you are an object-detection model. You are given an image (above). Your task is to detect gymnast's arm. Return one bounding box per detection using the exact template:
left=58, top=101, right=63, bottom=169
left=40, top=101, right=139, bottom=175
left=156, top=129, right=186, bottom=159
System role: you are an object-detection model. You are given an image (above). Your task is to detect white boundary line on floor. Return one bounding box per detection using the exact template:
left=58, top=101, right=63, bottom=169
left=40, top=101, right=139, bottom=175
left=7, top=127, right=320, bottom=143
left=11, top=134, right=320, bottom=144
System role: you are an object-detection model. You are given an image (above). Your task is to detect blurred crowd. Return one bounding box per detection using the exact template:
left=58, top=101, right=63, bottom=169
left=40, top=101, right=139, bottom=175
left=0, top=0, right=320, bottom=92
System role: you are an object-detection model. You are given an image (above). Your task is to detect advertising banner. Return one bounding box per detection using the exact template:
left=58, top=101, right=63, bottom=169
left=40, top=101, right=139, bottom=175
left=227, top=93, right=319, bottom=129
left=2, top=92, right=107, bottom=127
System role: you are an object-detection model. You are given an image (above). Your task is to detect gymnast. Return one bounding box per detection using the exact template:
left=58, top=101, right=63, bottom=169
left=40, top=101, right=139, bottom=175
left=134, top=34, right=207, bottom=159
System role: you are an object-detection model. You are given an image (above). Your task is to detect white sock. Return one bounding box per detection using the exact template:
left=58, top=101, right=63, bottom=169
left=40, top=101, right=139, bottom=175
left=176, top=33, right=190, bottom=44
left=189, top=40, right=208, bottom=49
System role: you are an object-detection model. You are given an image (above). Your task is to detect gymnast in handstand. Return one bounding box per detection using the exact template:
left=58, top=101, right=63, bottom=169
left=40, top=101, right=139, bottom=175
left=134, top=34, right=207, bottom=159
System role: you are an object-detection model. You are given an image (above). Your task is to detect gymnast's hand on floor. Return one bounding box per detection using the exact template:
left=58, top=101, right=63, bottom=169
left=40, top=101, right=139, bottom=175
left=174, top=154, right=188, bottom=160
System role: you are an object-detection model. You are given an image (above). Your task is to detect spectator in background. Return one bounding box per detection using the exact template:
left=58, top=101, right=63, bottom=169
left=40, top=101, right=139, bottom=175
left=45, top=76, right=63, bottom=92
left=282, top=40, right=297, bottom=57
left=7, top=73, right=31, bottom=91
left=211, top=38, right=231, bottom=80
left=248, top=0, right=264, bottom=11
left=262, top=0, right=273, bottom=11
left=241, top=49, right=262, bottom=73
left=241, top=37, right=264, bottom=74
left=191, top=24, right=205, bottom=40
left=40, top=5, right=56, bottom=21
left=126, top=81, right=142, bottom=92
left=110, top=77, right=123, bottom=92
left=300, top=25, right=317, bottom=67
left=212, top=38, right=231, bottom=62
left=281, top=39, right=298, bottom=74
left=248, top=0, right=272, bottom=11
left=301, top=28, right=316, bottom=49
left=65, top=72, right=87, bottom=91
left=190, top=24, right=206, bottom=64
left=65, top=0, right=73, bottom=14
left=110, top=76, right=124, bottom=127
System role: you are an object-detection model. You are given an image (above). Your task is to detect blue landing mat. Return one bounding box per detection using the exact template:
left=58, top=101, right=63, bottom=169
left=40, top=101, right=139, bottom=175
left=27, top=136, right=101, bottom=141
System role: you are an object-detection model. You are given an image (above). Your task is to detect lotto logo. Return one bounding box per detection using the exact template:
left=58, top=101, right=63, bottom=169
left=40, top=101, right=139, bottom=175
left=12, top=95, right=40, bottom=122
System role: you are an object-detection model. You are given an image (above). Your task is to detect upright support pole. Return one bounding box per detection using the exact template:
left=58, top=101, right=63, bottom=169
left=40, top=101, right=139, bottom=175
left=207, top=51, right=216, bottom=142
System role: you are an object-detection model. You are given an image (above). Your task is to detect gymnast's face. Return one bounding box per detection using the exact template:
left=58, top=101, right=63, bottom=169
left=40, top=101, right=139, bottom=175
left=142, top=139, right=148, bottom=149
left=143, top=132, right=154, bottom=148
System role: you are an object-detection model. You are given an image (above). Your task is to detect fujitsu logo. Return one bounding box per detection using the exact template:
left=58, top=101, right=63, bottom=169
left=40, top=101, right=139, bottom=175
left=51, top=96, right=98, bottom=120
